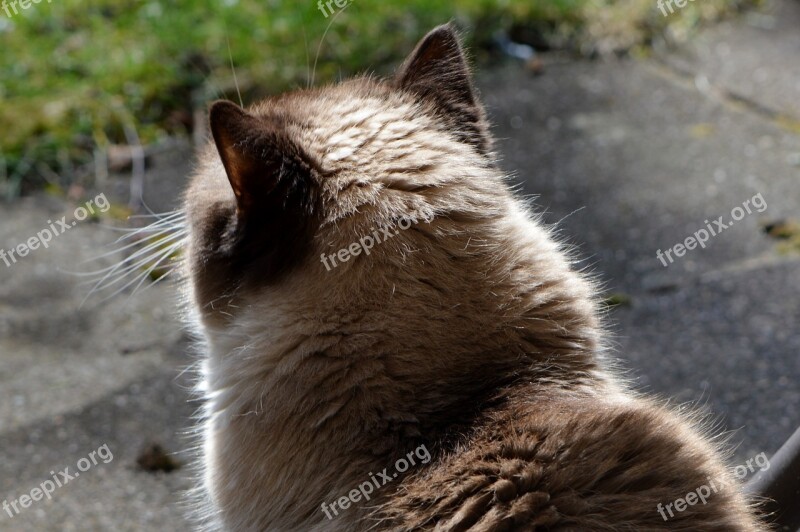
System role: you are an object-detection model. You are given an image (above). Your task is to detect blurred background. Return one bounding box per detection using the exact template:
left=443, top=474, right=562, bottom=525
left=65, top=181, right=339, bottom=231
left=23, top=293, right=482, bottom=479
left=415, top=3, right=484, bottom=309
left=1, top=0, right=798, bottom=530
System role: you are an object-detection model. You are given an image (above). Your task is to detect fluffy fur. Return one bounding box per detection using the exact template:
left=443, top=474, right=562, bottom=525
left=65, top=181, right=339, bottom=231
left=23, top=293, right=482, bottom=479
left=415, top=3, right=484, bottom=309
left=180, top=24, right=767, bottom=531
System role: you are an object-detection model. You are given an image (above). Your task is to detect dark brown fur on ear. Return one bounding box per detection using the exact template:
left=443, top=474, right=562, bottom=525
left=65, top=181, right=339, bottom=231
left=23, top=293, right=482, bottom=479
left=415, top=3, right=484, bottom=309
left=209, top=100, right=315, bottom=217
left=396, top=24, right=492, bottom=156
left=203, top=100, right=320, bottom=292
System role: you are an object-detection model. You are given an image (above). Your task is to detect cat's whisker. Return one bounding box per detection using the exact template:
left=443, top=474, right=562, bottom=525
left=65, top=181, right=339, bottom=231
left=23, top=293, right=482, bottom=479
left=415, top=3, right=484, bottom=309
left=85, top=231, right=187, bottom=291
left=127, top=206, right=180, bottom=217
left=96, top=224, right=160, bottom=233
left=92, top=213, right=183, bottom=236
left=113, top=214, right=186, bottom=243
left=122, top=210, right=185, bottom=225
left=77, top=227, right=185, bottom=267
left=83, top=253, right=166, bottom=295
left=125, top=212, right=182, bottom=223
left=127, top=209, right=179, bottom=217
left=76, top=221, right=186, bottom=306
left=76, top=228, right=187, bottom=274
left=128, top=240, right=184, bottom=297
left=302, top=23, right=311, bottom=89
left=82, top=238, right=184, bottom=305
left=111, top=224, right=184, bottom=247
left=109, top=223, right=184, bottom=246
left=133, top=262, right=177, bottom=297
left=225, top=34, right=244, bottom=108
left=310, top=2, right=350, bottom=87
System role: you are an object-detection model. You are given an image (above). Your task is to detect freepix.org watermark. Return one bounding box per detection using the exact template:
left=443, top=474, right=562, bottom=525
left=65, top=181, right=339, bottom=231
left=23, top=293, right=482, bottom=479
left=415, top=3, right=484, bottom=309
left=320, top=206, right=434, bottom=272
left=2, top=0, right=52, bottom=18
left=656, top=192, right=766, bottom=267
left=0, top=192, right=110, bottom=269
left=3, top=443, right=113, bottom=519
left=320, top=444, right=431, bottom=520
left=657, top=0, right=697, bottom=17
left=656, top=452, right=770, bottom=521
left=317, top=0, right=353, bottom=18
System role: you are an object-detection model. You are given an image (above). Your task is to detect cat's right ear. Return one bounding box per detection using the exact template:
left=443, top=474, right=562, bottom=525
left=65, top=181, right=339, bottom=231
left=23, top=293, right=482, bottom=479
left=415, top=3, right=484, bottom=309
left=209, top=100, right=314, bottom=218
left=396, top=24, right=491, bottom=155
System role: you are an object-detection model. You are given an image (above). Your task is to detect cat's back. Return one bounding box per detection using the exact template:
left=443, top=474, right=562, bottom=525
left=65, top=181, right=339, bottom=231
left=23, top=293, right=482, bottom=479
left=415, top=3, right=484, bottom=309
left=376, top=387, right=765, bottom=531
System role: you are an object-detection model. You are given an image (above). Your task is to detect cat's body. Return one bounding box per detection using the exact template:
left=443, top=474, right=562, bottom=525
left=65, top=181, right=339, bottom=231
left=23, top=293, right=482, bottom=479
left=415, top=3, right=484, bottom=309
left=182, top=25, right=766, bottom=531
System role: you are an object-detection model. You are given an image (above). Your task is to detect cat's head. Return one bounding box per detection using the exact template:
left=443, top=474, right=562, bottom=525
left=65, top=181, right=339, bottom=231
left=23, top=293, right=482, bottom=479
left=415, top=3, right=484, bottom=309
left=183, top=24, right=598, bottom=359
left=184, top=25, right=497, bottom=322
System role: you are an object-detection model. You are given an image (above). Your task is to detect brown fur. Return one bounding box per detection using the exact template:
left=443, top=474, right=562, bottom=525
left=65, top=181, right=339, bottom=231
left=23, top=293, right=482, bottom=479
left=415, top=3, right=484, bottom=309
left=181, top=24, right=768, bottom=531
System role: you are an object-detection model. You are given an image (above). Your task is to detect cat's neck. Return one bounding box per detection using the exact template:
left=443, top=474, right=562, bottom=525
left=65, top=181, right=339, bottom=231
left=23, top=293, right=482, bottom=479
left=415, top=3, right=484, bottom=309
left=200, top=205, right=607, bottom=421
left=196, top=211, right=607, bottom=528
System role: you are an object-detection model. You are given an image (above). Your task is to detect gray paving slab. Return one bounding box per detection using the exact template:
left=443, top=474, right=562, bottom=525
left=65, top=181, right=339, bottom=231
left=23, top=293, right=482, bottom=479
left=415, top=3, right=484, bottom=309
left=484, top=59, right=800, bottom=296
left=656, top=0, right=800, bottom=120
left=0, top=192, right=192, bottom=530
left=480, top=10, right=800, bottom=463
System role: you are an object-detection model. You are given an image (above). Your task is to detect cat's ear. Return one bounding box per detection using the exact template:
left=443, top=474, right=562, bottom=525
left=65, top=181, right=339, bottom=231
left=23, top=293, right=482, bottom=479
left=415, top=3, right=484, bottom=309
left=396, top=24, right=491, bottom=155
left=209, top=100, right=313, bottom=218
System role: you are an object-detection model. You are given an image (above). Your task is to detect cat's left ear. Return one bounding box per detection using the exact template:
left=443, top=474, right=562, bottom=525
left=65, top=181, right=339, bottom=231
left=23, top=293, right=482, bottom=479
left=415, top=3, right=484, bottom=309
left=208, top=101, right=318, bottom=276
left=396, top=24, right=491, bottom=155
left=209, top=100, right=315, bottom=219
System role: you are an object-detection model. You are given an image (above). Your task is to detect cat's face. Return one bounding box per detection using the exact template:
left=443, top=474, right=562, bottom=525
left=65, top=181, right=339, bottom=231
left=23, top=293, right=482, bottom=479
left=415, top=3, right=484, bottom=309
left=183, top=25, right=497, bottom=328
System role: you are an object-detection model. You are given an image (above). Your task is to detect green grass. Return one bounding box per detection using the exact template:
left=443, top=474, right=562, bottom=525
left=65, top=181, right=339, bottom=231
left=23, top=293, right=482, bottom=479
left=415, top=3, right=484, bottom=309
left=0, top=0, right=752, bottom=198
left=602, top=292, right=633, bottom=309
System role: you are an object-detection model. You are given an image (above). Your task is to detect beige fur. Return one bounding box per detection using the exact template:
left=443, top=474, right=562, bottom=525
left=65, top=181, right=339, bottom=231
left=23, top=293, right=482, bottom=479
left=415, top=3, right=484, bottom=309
left=181, top=24, right=768, bottom=531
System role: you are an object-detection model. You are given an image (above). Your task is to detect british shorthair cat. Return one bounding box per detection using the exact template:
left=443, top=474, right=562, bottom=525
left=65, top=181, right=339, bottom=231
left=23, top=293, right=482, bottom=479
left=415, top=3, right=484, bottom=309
left=182, top=24, right=766, bottom=531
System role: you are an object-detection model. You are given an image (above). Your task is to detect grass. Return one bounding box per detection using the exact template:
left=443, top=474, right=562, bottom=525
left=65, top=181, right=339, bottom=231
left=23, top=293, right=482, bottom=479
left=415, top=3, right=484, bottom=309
left=602, top=292, right=633, bottom=309
left=0, top=0, right=753, bottom=198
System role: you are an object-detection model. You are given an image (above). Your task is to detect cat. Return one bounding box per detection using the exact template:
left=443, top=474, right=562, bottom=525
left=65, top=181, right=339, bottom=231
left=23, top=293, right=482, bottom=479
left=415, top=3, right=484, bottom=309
left=182, top=23, right=767, bottom=531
